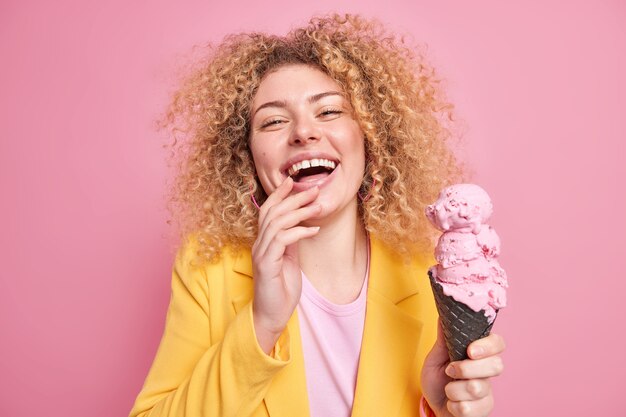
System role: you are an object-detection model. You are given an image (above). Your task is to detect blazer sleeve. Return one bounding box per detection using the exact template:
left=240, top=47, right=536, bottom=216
left=129, top=243, right=290, bottom=417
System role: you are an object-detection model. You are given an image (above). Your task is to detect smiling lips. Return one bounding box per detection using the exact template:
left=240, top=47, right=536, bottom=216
left=287, top=158, right=337, bottom=182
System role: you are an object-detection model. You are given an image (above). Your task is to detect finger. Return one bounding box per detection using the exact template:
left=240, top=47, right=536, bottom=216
left=259, top=185, right=320, bottom=232
left=258, top=177, right=294, bottom=225
left=255, top=203, right=322, bottom=256
left=446, top=394, right=494, bottom=417
left=436, top=319, right=447, bottom=350
left=263, top=226, right=321, bottom=263
left=284, top=239, right=298, bottom=261
left=445, top=355, right=504, bottom=380
left=444, top=379, right=491, bottom=402
left=467, top=333, right=506, bottom=360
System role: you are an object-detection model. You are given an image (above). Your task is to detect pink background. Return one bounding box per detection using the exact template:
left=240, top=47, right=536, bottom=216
left=1, top=1, right=624, bottom=416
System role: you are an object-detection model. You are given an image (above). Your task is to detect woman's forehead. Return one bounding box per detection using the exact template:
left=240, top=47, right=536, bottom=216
left=252, top=64, right=345, bottom=107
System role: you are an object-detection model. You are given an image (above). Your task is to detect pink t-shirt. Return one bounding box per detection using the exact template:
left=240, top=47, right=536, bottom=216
left=297, top=253, right=369, bottom=417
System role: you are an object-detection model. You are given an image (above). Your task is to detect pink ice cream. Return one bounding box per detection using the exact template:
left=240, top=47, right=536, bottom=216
left=434, top=226, right=500, bottom=268
left=425, top=183, right=493, bottom=234
left=426, top=184, right=508, bottom=321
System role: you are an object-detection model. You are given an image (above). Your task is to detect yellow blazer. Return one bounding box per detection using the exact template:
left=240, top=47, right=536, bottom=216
left=130, top=236, right=437, bottom=417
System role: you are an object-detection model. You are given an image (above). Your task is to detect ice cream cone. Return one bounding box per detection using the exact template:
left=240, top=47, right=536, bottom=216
left=428, top=271, right=496, bottom=362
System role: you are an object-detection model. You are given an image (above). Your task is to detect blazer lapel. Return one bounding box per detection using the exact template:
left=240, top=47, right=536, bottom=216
left=350, top=238, right=424, bottom=417
left=232, top=250, right=311, bottom=417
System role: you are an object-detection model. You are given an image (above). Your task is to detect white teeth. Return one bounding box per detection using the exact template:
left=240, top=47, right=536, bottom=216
left=287, top=158, right=337, bottom=177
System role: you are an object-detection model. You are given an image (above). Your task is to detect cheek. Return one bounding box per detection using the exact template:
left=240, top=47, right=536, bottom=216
left=354, top=136, right=366, bottom=168
left=249, top=142, right=268, bottom=170
left=249, top=148, right=276, bottom=192
left=253, top=153, right=273, bottom=175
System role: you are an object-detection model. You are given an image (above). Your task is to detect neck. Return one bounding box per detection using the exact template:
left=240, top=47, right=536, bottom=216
left=297, top=200, right=368, bottom=303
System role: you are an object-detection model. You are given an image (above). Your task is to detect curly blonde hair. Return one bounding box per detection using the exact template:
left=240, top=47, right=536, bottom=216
left=163, top=14, right=464, bottom=263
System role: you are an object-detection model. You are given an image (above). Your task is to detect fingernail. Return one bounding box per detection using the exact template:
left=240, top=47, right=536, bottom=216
left=470, top=346, right=484, bottom=357
left=445, top=364, right=456, bottom=378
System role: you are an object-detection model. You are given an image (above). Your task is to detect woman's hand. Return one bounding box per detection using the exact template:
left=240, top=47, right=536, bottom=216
left=252, top=177, right=322, bottom=354
left=421, top=321, right=505, bottom=417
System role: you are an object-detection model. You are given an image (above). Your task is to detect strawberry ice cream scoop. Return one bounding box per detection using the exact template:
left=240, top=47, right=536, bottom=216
left=435, top=232, right=482, bottom=268
left=433, top=257, right=507, bottom=286
left=476, top=226, right=501, bottom=258
left=425, top=184, right=493, bottom=234
left=426, top=184, right=507, bottom=322
left=434, top=226, right=500, bottom=268
left=431, top=258, right=507, bottom=321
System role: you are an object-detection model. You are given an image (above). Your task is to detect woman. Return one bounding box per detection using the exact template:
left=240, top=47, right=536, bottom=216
left=130, top=14, right=505, bottom=417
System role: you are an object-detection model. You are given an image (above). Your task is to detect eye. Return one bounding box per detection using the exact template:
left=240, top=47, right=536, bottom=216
left=318, top=107, right=343, bottom=118
left=260, top=118, right=286, bottom=128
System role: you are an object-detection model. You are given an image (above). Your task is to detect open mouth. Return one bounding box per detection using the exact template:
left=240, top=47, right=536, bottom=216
left=287, top=158, right=337, bottom=183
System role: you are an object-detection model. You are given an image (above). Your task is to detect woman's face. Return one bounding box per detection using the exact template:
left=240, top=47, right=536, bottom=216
left=249, top=64, right=366, bottom=222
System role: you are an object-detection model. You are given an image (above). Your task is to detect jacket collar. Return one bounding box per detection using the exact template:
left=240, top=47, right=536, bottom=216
left=232, top=236, right=426, bottom=417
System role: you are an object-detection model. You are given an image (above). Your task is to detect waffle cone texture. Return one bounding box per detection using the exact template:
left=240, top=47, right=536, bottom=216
left=428, top=271, right=496, bottom=362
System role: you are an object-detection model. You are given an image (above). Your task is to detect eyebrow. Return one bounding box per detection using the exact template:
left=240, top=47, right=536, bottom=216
left=251, top=91, right=344, bottom=119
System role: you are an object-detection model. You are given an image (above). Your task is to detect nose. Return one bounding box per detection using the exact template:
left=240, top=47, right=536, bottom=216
left=288, top=116, right=320, bottom=146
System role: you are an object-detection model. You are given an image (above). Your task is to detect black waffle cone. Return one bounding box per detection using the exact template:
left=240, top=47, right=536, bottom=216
left=428, top=271, right=496, bottom=362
